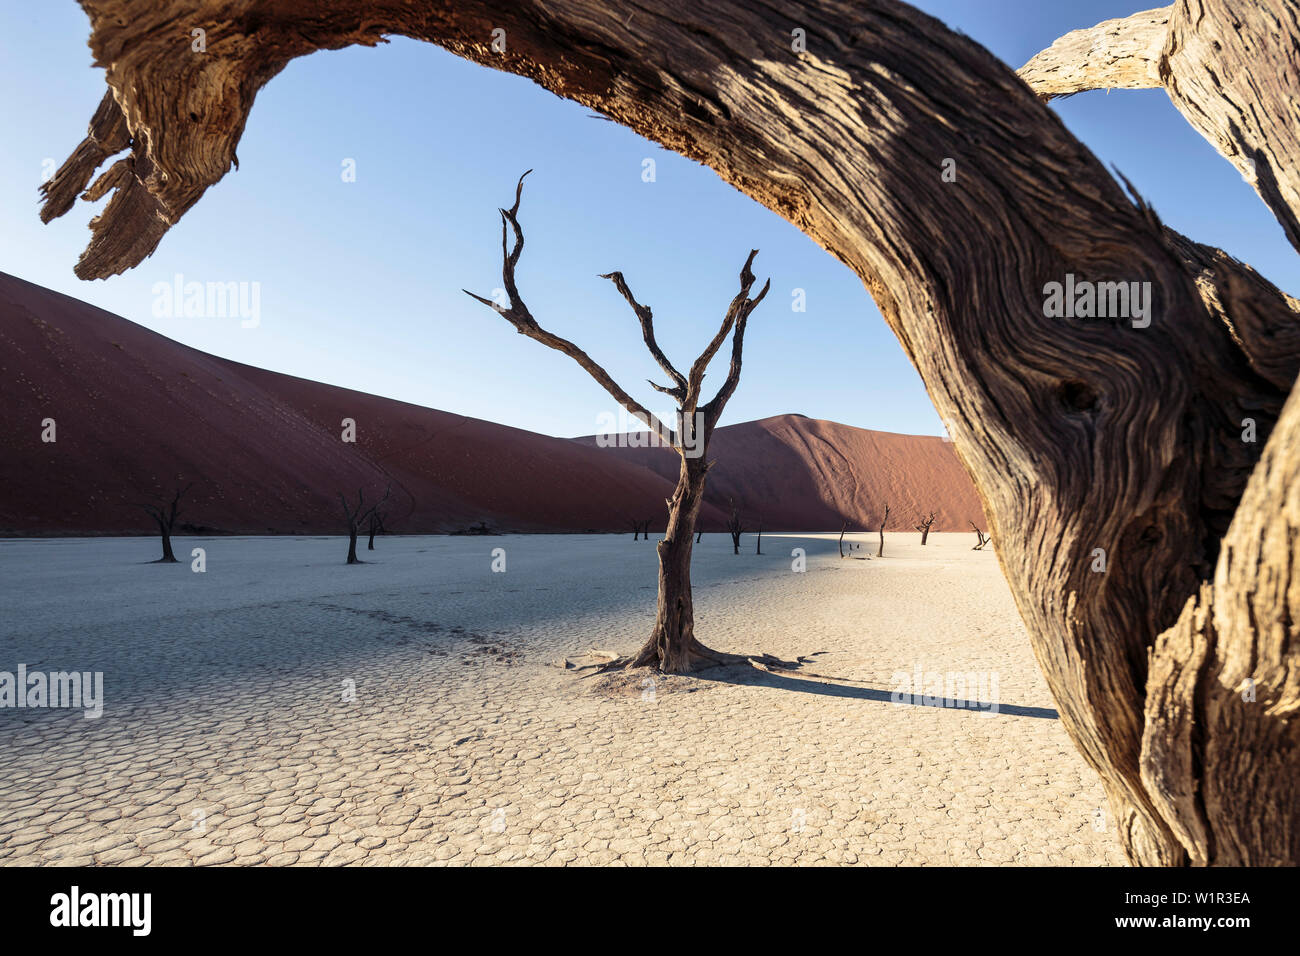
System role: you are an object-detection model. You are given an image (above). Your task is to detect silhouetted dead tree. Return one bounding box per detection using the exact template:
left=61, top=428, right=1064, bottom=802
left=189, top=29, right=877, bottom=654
left=877, top=503, right=891, bottom=557
left=136, top=483, right=190, bottom=563
left=696, top=528, right=703, bottom=544
left=366, top=507, right=387, bottom=551
left=838, top=520, right=849, bottom=559
left=465, top=172, right=768, bottom=672
left=970, top=522, right=991, bottom=551
left=915, top=511, right=937, bottom=545
left=340, top=485, right=389, bottom=565
left=755, top=515, right=763, bottom=554
left=630, top=518, right=653, bottom=541
left=726, top=498, right=745, bottom=555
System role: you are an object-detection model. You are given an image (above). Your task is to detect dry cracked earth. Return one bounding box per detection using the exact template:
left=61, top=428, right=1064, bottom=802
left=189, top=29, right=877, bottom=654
left=0, top=532, right=1126, bottom=866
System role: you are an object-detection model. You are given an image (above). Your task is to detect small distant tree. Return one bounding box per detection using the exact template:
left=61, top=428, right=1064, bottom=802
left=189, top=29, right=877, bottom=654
left=137, top=483, right=191, bottom=563
left=465, top=172, right=769, bottom=672
left=366, top=507, right=387, bottom=551
left=915, top=511, right=937, bottom=545
left=726, top=498, right=745, bottom=555
left=340, top=486, right=390, bottom=564
left=877, top=503, right=891, bottom=557
left=755, top=514, right=763, bottom=554
left=838, top=519, right=849, bottom=558
left=970, top=521, right=991, bottom=551
left=630, top=518, right=653, bottom=541
left=696, top=528, right=703, bottom=544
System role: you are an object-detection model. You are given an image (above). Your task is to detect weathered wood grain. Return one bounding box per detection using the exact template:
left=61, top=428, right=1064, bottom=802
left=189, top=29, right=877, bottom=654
left=1020, top=1, right=1300, bottom=254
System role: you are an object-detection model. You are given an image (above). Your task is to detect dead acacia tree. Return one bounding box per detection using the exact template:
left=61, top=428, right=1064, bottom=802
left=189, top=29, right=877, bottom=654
left=970, top=522, right=991, bottom=552
left=755, top=515, right=763, bottom=555
left=877, top=503, right=891, bottom=557
left=464, top=172, right=768, bottom=672
left=630, top=518, right=653, bottom=541
left=726, top=498, right=745, bottom=556
left=136, top=484, right=190, bottom=563
left=43, top=0, right=1300, bottom=866
left=915, top=511, right=937, bottom=546
left=366, top=507, right=386, bottom=551
left=838, top=520, right=849, bottom=559
left=340, top=486, right=389, bottom=565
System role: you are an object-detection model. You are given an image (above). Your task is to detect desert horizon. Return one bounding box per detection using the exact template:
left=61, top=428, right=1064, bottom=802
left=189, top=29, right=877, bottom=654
left=0, top=271, right=989, bottom=539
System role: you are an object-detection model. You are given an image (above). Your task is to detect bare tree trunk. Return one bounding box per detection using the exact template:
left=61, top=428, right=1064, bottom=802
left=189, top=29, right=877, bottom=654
left=44, top=0, right=1300, bottom=864
left=629, top=457, right=720, bottom=671
left=340, top=487, right=388, bottom=565
left=157, top=520, right=176, bottom=563
left=138, top=484, right=189, bottom=564
left=916, top=511, right=936, bottom=545
left=755, top=517, right=762, bottom=555
left=726, top=499, right=743, bottom=555
left=877, top=503, right=890, bottom=557
left=838, top=520, right=848, bottom=559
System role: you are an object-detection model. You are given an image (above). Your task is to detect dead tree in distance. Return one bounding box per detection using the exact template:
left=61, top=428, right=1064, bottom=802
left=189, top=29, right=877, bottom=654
left=137, top=483, right=191, bottom=563
left=366, top=507, right=387, bottom=551
left=877, top=503, right=891, bottom=557
left=970, top=522, right=991, bottom=551
left=726, top=498, right=745, bottom=556
left=465, top=172, right=768, bottom=672
left=915, top=511, right=937, bottom=545
left=838, top=520, right=849, bottom=559
left=340, top=486, right=389, bottom=565
left=755, top=514, right=763, bottom=555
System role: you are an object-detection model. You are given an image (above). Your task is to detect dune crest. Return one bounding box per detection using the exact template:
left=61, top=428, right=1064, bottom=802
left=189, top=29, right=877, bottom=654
left=0, top=272, right=984, bottom=536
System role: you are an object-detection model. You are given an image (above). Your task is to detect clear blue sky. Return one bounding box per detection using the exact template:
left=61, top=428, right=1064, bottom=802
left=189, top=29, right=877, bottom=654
left=1, top=1, right=1294, bottom=439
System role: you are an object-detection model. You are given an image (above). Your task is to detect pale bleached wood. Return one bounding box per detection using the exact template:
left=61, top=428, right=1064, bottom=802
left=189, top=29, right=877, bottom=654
left=1018, top=7, right=1170, bottom=98
left=1020, top=1, right=1300, bottom=253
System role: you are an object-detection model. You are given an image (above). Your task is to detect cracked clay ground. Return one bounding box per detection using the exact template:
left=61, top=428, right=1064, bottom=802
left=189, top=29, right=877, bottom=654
left=0, top=532, right=1126, bottom=866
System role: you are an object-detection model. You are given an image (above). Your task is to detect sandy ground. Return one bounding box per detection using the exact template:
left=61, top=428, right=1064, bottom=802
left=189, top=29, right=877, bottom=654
left=0, top=532, right=1126, bottom=866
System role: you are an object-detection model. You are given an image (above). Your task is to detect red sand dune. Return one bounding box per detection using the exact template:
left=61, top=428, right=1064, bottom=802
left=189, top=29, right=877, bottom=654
left=0, top=273, right=703, bottom=535
left=0, top=272, right=986, bottom=536
left=574, top=415, right=987, bottom=533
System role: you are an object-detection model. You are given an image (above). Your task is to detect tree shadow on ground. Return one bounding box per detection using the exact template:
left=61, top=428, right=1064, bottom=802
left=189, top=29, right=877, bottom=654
left=688, top=663, right=1059, bottom=719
